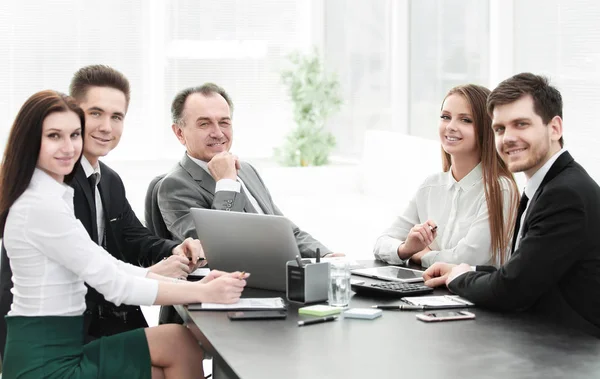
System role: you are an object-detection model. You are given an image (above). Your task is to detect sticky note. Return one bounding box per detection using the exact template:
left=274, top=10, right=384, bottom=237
left=343, top=308, right=383, bottom=320
left=299, top=305, right=343, bottom=317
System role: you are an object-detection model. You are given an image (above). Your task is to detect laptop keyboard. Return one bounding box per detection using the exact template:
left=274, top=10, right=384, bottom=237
left=351, top=281, right=433, bottom=297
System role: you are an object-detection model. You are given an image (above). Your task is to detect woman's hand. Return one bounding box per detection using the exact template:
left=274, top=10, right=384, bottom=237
left=398, top=220, right=437, bottom=258
left=199, top=271, right=249, bottom=304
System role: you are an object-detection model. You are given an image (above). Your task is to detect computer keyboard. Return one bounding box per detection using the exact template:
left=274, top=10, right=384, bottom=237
left=351, top=281, right=433, bottom=297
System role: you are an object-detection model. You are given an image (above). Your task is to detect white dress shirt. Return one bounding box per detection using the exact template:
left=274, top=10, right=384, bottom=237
left=374, top=164, right=515, bottom=268
left=80, top=156, right=105, bottom=245
left=187, top=154, right=264, bottom=214
left=4, top=168, right=158, bottom=317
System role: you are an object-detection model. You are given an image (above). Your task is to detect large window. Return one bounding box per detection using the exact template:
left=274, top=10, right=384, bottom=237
left=324, top=0, right=490, bottom=157
left=0, top=0, right=314, bottom=160
left=514, top=0, right=600, bottom=181
left=324, top=0, right=401, bottom=158
left=409, top=0, right=490, bottom=140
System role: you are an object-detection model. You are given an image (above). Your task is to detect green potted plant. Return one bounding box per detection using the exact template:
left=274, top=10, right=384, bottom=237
left=276, top=48, right=343, bottom=167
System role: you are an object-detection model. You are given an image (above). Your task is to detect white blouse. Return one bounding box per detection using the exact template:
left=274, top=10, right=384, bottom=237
left=4, top=168, right=158, bottom=317
left=373, top=164, right=514, bottom=267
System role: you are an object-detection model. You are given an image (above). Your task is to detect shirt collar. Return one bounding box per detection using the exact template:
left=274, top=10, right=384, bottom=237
left=187, top=154, right=211, bottom=175
left=80, top=155, right=102, bottom=183
left=30, top=168, right=74, bottom=199
left=524, top=148, right=568, bottom=199
left=446, top=162, right=483, bottom=191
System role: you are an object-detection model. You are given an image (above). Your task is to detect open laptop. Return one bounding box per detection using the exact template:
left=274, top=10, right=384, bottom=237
left=190, top=208, right=299, bottom=291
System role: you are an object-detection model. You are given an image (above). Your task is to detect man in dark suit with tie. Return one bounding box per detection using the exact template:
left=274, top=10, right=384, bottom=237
left=423, top=73, right=600, bottom=336
left=0, top=65, right=207, bottom=357
left=158, top=83, right=342, bottom=258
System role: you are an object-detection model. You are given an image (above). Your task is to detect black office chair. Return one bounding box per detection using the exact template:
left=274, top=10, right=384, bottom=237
left=144, top=174, right=184, bottom=325
left=144, top=174, right=171, bottom=239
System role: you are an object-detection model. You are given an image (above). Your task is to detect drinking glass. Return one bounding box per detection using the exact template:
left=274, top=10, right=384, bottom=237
left=328, top=260, right=351, bottom=307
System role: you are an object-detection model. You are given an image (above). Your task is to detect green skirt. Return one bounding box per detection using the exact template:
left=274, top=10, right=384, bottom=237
left=3, top=315, right=151, bottom=379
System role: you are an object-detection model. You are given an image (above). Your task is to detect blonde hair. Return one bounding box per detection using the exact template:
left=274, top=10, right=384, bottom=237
left=441, top=84, right=519, bottom=265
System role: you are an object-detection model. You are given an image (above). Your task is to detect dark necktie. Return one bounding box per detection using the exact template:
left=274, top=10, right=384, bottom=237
left=511, top=192, right=529, bottom=254
left=88, top=173, right=100, bottom=243
left=88, top=173, right=99, bottom=198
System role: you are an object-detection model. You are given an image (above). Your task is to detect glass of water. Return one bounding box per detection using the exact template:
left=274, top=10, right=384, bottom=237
left=328, top=260, right=351, bottom=307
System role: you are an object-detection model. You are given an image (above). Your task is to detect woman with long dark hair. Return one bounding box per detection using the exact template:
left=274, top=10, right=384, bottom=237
left=0, top=90, right=247, bottom=378
left=374, top=84, right=519, bottom=268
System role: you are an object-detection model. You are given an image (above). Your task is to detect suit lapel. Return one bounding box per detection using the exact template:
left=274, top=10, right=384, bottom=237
left=519, top=151, right=574, bottom=245
left=180, top=154, right=216, bottom=196
left=73, top=165, right=98, bottom=242
left=180, top=154, right=272, bottom=214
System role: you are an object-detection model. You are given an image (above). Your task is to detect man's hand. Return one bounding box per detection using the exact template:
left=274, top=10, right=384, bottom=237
left=172, top=238, right=207, bottom=271
left=410, top=246, right=431, bottom=266
left=207, top=151, right=240, bottom=182
left=149, top=255, right=191, bottom=279
left=200, top=271, right=249, bottom=304
left=422, top=262, right=457, bottom=288
left=398, top=220, right=437, bottom=258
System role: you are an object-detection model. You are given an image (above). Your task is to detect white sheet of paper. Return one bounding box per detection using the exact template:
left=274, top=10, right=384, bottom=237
left=193, top=297, right=285, bottom=310
left=402, top=295, right=474, bottom=307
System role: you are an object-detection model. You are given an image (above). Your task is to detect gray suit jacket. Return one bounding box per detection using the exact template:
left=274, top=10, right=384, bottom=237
left=157, top=154, right=331, bottom=258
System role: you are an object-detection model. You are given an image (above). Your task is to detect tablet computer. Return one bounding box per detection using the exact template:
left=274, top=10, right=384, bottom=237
left=351, top=266, right=425, bottom=283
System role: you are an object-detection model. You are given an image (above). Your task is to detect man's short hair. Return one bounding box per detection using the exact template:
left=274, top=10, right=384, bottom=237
left=487, top=72, right=563, bottom=146
left=69, top=65, right=131, bottom=109
left=171, top=83, right=234, bottom=126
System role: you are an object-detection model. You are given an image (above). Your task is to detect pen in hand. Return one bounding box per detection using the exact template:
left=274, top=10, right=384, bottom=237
left=298, top=316, right=338, bottom=327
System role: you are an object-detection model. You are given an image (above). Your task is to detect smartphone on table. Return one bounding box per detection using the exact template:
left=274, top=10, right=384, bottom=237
left=416, top=311, right=475, bottom=322
left=227, top=310, right=287, bottom=321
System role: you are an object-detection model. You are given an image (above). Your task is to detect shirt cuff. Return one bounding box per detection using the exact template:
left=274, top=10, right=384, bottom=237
left=130, top=277, right=159, bottom=306
left=420, top=251, right=438, bottom=268
left=386, top=242, right=409, bottom=265
left=215, top=179, right=240, bottom=193
left=447, top=266, right=475, bottom=285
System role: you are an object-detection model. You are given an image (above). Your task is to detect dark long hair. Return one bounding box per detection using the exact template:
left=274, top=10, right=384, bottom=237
left=441, top=84, right=519, bottom=265
left=0, top=90, right=85, bottom=237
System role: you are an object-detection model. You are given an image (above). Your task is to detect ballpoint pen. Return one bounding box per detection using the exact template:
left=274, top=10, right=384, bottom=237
left=298, top=316, right=338, bottom=327
left=429, top=225, right=438, bottom=233
left=371, top=304, right=426, bottom=311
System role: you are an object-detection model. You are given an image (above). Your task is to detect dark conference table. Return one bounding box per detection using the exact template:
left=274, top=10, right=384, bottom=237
left=176, top=261, right=600, bottom=379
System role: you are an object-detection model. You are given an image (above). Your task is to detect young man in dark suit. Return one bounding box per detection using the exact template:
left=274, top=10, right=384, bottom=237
left=0, top=65, right=207, bottom=357
left=423, top=73, right=600, bottom=336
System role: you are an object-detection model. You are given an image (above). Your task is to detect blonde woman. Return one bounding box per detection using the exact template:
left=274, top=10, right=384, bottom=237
left=374, top=84, right=519, bottom=268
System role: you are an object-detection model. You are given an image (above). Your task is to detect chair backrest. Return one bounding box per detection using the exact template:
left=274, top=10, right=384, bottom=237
left=144, top=174, right=172, bottom=239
